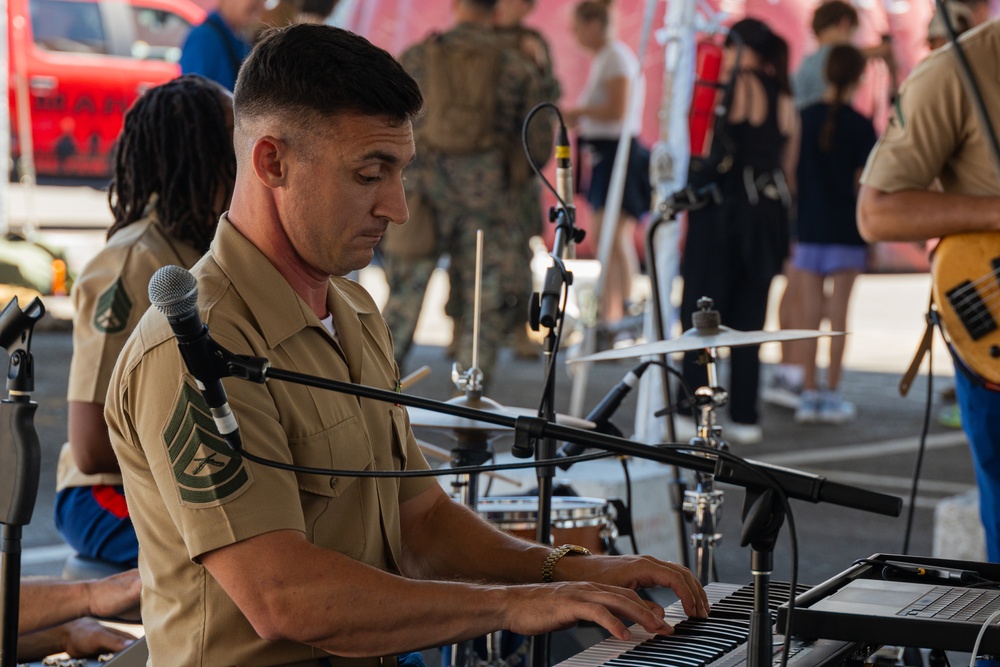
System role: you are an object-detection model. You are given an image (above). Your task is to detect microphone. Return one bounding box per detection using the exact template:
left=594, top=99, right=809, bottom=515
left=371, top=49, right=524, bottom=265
left=554, top=123, right=575, bottom=216
left=556, top=361, right=652, bottom=470
left=538, top=122, right=576, bottom=329
left=148, top=265, right=239, bottom=441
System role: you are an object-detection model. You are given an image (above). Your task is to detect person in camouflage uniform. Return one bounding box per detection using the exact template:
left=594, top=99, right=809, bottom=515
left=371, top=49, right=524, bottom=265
left=381, top=0, right=553, bottom=386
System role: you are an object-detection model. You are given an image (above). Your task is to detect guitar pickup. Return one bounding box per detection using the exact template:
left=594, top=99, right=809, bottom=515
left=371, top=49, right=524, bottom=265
left=946, top=280, right=998, bottom=341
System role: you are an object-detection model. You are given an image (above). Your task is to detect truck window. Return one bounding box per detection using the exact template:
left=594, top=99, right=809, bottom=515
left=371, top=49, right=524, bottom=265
left=29, top=0, right=108, bottom=54
left=127, top=6, right=192, bottom=62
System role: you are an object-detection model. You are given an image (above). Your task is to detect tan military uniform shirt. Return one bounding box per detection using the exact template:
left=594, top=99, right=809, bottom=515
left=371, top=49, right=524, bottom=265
left=106, top=218, right=435, bottom=667
left=861, top=20, right=1000, bottom=198
left=57, top=214, right=202, bottom=492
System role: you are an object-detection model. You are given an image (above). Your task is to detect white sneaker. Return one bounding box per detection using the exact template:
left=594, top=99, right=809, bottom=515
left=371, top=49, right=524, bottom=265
left=819, top=391, right=857, bottom=425
left=795, top=390, right=822, bottom=424
left=724, top=421, right=763, bottom=445
left=762, top=369, right=803, bottom=409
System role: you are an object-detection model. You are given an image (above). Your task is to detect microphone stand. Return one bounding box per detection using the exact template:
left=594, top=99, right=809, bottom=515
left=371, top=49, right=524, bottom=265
left=208, top=345, right=904, bottom=667
left=526, top=184, right=585, bottom=667
left=0, top=297, right=45, bottom=667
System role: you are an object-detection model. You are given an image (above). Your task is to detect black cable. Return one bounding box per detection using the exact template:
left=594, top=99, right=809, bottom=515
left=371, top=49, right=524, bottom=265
left=521, top=102, right=570, bottom=210
left=234, top=444, right=613, bottom=479
left=902, top=305, right=935, bottom=555
left=648, top=360, right=698, bottom=423
left=618, top=456, right=641, bottom=555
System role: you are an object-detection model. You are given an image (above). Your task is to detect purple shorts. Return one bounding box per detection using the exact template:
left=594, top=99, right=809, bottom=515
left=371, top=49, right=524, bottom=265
left=792, top=242, right=868, bottom=276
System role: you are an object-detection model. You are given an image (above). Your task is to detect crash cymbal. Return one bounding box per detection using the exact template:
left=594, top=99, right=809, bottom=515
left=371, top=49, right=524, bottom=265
left=572, top=326, right=844, bottom=364
left=407, top=395, right=595, bottom=433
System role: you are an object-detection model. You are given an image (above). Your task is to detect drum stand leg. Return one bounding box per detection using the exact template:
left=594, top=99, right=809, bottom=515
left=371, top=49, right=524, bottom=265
left=447, top=439, right=501, bottom=667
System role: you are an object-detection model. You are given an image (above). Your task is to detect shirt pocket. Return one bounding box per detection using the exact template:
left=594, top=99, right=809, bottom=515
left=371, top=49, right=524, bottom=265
left=288, top=417, right=374, bottom=560
left=288, top=416, right=374, bottom=498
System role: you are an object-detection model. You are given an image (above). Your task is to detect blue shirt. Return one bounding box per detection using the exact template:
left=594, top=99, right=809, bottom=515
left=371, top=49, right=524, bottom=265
left=179, top=11, right=251, bottom=91
left=792, top=44, right=833, bottom=110
left=796, top=102, right=877, bottom=246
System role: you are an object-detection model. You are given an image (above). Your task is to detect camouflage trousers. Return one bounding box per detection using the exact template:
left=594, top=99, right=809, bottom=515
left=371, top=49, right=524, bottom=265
left=382, top=176, right=538, bottom=388
left=444, top=180, right=542, bottom=331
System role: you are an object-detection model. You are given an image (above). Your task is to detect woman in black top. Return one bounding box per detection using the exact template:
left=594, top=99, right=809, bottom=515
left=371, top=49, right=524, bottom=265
left=679, top=18, right=799, bottom=444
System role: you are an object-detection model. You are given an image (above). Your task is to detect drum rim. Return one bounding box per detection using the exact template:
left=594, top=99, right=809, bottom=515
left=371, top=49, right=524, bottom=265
left=477, top=496, right=609, bottom=528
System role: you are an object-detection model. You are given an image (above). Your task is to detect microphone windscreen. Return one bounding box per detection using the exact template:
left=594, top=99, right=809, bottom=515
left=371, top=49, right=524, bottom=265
left=149, top=265, right=199, bottom=317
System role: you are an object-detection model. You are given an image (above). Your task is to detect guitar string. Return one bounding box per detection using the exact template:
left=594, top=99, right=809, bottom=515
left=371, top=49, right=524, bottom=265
left=942, top=270, right=1000, bottom=323
left=951, top=284, right=1000, bottom=330
left=945, top=264, right=1000, bottom=306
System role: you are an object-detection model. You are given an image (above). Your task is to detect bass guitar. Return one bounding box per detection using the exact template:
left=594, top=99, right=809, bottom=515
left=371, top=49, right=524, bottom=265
left=931, top=232, right=1000, bottom=387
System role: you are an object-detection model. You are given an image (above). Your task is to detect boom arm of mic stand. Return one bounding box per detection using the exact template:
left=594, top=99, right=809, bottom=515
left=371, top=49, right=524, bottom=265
left=215, top=349, right=904, bottom=518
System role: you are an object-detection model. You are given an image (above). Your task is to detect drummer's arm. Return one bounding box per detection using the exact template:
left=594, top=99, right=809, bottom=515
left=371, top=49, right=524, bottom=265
left=398, top=484, right=551, bottom=583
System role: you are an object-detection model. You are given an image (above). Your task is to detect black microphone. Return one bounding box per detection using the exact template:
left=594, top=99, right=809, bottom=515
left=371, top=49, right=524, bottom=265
left=556, top=361, right=651, bottom=470
left=148, top=265, right=239, bottom=441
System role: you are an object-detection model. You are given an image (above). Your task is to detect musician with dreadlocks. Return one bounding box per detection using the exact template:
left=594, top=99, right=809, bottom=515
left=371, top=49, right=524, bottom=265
left=54, top=74, right=236, bottom=568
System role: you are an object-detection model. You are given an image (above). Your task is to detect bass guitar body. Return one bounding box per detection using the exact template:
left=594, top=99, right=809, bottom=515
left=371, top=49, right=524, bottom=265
left=931, top=232, right=1000, bottom=387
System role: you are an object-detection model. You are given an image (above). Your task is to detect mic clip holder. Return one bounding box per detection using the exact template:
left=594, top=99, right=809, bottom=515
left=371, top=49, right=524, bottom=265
left=511, top=415, right=547, bottom=459
left=0, top=297, right=45, bottom=394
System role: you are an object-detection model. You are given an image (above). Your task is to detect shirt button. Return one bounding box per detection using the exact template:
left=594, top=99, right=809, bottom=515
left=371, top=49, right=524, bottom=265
left=329, top=477, right=338, bottom=490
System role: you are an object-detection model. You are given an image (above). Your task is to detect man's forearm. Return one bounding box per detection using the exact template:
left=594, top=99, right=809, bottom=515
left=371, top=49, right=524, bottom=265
left=399, top=486, right=552, bottom=584
left=857, top=186, right=1000, bottom=242
left=18, top=579, right=89, bottom=634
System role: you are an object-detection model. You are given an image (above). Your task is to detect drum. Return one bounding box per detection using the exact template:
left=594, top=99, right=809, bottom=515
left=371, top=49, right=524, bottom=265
left=477, top=496, right=616, bottom=554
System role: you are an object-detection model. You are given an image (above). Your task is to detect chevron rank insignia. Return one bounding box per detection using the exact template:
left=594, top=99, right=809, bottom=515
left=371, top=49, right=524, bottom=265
left=164, top=383, right=251, bottom=506
left=93, top=278, right=132, bottom=334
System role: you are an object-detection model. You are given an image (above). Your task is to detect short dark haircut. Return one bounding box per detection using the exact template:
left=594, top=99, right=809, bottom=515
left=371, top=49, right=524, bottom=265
left=298, top=0, right=337, bottom=19
left=465, top=0, right=499, bottom=11
left=234, top=24, right=423, bottom=128
left=812, top=1, right=859, bottom=36
left=574, top=0, right=612, bottom=28
left=108, top=74, right=235, bottom=253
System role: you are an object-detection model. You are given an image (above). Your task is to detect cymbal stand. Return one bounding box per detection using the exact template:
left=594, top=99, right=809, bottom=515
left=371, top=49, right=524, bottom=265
left=643, top=183, right=720, bottom=571
left=0, top=297, right=44, bottom=667
left=683, top=298, right=731, bottom=585
left=450, top=229, right=489, bottom=510
left=445, top=231, right=502, bottom=667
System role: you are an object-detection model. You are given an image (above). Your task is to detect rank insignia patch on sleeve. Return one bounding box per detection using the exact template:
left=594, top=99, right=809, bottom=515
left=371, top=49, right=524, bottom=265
left=94, top=278, right=133, bottom=334
left=164, top=383, right=251, bottom=506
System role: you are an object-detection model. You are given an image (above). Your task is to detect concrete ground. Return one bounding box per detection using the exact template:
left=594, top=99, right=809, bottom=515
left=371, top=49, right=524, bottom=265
left=3, top=184, right=982, bottom=663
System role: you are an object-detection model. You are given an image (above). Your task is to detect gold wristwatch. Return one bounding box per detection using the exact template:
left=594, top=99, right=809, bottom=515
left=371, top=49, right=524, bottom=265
left=542, top=544, right=591, bottom=583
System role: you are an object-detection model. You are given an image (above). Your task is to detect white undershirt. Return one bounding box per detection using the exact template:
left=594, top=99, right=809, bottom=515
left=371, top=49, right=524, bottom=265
left=320, top=313, right=339, bottom=344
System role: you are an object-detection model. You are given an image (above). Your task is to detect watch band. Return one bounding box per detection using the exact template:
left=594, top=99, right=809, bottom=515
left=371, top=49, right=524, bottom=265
left=542, top=544, right=591, bottom=583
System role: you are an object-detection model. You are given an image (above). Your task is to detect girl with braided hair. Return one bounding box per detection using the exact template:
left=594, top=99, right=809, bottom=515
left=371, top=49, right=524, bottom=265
left=55, top=74, right=235, bottom=568
left=786, top=44, right=874, bottom=425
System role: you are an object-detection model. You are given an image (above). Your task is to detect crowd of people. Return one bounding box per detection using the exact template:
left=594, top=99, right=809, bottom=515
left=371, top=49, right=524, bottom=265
left=17, top=0, right=1000, bottom=663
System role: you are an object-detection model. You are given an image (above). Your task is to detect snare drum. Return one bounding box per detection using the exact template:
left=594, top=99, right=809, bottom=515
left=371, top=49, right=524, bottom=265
left=477, top=496, right=616, bottom=554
